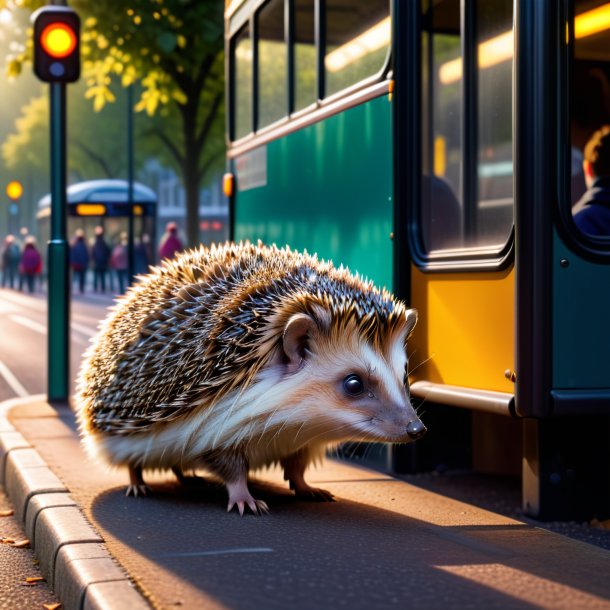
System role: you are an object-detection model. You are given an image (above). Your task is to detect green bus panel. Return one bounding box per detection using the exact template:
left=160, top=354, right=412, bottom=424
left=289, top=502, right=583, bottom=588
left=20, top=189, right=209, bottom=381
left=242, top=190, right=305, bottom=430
left=553, top=231, right=610, bottom=388
left=232, top=95, right=394, bottom=291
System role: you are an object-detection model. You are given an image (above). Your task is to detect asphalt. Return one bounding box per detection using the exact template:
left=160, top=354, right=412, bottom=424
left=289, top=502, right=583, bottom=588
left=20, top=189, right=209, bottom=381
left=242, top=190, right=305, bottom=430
left=3, top=396, right=610, bottom=610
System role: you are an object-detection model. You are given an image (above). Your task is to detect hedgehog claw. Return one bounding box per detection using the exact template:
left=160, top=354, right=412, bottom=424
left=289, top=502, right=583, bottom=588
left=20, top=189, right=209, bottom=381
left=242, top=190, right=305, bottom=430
left=227, top=497, right=268, bottom=516
left=226, top=479, right=269, bottom=515
left=125, top=484, right=150, bottom=497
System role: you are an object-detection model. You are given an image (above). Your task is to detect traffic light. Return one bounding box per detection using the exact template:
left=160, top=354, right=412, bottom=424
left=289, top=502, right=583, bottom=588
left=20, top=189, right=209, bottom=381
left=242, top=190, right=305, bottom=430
left=32, top=6, right=80, bottom=83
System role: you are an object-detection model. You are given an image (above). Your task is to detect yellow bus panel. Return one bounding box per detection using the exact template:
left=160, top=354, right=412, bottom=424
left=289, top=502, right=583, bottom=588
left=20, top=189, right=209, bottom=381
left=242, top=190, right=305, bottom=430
left=410, top=265, right=515, bottom=393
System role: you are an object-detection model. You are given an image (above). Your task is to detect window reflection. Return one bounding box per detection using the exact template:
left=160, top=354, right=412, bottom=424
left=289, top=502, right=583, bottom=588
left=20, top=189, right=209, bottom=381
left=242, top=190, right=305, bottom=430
left=420, top=0, right=513, bottom=253
left=258, top=0, right=287, bottom=128
left=295, top=0, right=316, bottom=110
left=325, top=0, right=390, bottom=97
left=234, top=24, right=252, bottom=140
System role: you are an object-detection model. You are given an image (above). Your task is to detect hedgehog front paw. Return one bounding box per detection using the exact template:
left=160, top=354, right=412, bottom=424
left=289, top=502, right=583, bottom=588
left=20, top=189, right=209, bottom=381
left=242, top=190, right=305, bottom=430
left=225, top=479, right=269, bottom=516
left=227, top=496, right=269, bottom=516
left=125, top=484, right=150, bottom=497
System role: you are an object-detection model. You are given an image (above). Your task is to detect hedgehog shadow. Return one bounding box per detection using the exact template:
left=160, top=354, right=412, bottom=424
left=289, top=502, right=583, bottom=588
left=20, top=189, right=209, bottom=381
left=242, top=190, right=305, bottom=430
left=88, top=481, right=593, bottom=610
left=100, top=472, right=298, bottom=509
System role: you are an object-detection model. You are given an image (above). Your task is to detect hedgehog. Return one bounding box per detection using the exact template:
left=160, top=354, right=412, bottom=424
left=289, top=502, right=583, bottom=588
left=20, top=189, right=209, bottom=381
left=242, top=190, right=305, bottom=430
left=76, top=241, right=426, bottom=515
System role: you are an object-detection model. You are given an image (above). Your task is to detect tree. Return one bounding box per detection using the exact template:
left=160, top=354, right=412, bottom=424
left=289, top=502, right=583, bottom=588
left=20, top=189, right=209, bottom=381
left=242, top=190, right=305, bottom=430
left=2, top=0, right=226, bottom=247
left=3, top=82, right=133, bottom=181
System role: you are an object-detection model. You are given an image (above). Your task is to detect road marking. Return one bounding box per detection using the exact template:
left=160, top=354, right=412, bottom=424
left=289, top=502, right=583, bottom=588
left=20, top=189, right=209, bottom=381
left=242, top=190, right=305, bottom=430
left=70, top=321, right=97, bottom=338
left=0, top=360, right=28, bottom=398
left=10, top=315, right=47, bottom=335
left=0, top=300, right=17, bottom=315
left=154, top=547, right=274, bottom=558
left=0, top=290, right=45, bottom=312
left=10, top=315, right=92, bottom=347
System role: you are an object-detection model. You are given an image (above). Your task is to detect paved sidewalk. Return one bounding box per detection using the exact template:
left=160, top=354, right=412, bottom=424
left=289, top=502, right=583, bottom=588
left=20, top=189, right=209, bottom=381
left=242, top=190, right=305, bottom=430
left=3, top=395, right=610, bottom=610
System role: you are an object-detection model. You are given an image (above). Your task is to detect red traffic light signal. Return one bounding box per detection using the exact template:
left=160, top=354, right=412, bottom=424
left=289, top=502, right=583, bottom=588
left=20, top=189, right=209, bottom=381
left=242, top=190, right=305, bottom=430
left=32, top=6, right=80, bottom=83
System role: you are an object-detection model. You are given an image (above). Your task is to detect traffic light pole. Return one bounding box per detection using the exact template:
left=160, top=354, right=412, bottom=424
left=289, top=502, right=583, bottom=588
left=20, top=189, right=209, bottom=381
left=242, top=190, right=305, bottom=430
left=47, top=81, right=70, bottom=403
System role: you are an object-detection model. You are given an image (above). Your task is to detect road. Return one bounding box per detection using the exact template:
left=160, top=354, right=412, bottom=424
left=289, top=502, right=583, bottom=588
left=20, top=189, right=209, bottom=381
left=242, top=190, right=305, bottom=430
left=0, top=287, right=113, bottom=401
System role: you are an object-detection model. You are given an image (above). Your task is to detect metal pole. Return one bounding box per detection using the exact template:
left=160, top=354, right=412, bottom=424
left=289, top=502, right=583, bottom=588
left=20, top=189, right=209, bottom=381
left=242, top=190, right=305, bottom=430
left=47, top=81, right=70, bottom=403
left=127, top=84, right=135, bottom=282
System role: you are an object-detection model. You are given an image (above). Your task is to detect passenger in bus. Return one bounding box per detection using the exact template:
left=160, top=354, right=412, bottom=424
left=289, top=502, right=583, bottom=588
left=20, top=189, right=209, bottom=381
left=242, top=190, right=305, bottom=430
left=70, top=229, right=90, bottom=294
left=422, top=174, right=462, bottom=250
left=1, top=235, right=21, bottom=289
left=159, top=221, right=183, bottom=261
left=111, top=232, right=129, bottom=294
left=91, top=226, right=111, bottom=293
left=19, top=237, right=42, bottom=294
left=573, top=125, right=610, bottom=236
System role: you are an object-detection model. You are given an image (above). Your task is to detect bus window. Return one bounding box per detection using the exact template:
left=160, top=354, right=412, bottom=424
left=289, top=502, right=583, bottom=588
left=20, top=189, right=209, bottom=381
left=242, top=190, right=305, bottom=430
left=324, top=0, right=390, bottom=98
left=233, top=23, right=253, bottom=140
left=258, top=0, right=287, bottom=128
left=294, top=0, right=316, bottom=111
left=422, top=0, right=462, bottom=251
left=421, top=0, right=513, bottom=254
left=571, top=1, right=610, bottom=240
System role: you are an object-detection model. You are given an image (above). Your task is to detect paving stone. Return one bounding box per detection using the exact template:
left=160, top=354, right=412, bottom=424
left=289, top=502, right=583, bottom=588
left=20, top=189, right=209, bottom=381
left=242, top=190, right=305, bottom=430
left=0, top=431, right=30, bottom=484
left=24, top=492, right=77, bottom=544
left=55, top=552, right=127, bottom=610
left=83, top=580, right=151, bottom=610
left=5, top=449, right=66, bottom=520
left=34, top=506, right=103, bottom=586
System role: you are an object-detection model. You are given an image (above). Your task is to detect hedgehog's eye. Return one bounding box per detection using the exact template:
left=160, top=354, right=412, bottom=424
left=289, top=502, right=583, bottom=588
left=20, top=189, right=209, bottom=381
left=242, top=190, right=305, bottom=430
left=343, top=374, right=364, bottom=396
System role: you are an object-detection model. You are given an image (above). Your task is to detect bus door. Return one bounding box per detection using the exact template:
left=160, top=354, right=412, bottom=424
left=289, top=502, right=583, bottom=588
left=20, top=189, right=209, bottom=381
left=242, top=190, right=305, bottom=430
left=394, top=0, right=518, bottom=474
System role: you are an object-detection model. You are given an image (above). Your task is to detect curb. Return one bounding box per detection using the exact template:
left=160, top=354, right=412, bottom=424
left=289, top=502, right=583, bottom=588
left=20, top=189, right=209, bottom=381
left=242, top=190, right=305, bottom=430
left=0, top=395, right=150, bottom=610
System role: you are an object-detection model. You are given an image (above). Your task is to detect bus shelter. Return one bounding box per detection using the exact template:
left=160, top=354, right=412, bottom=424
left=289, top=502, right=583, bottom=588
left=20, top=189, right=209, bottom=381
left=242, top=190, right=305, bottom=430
left=37, top=179, right=157, bottom=265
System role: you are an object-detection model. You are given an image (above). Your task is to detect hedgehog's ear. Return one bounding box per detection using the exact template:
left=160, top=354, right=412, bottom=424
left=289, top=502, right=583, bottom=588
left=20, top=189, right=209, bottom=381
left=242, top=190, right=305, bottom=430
left=403, top=308, right=418, bottom=342
left=282, top=313, right=317, bottom=373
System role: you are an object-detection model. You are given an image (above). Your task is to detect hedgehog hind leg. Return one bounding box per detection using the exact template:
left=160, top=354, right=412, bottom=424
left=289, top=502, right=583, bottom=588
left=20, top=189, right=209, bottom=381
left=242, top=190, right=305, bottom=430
left=125, top=465, right=150, bottom=497
left=281, top=449, right=335, bottom=502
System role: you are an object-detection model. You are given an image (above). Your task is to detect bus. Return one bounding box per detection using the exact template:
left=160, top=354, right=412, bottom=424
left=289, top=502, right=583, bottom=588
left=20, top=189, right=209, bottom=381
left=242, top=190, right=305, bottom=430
left=224, top=0, right=610, bottom=521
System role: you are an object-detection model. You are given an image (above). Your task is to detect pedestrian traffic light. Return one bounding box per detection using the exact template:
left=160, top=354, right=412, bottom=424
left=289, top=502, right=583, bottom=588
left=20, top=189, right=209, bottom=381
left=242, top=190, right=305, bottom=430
left=32, top=6, right=80, bottom=83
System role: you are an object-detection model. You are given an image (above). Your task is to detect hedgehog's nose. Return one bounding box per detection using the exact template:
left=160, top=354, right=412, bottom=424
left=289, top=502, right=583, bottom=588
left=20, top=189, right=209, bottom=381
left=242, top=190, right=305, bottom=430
left=407, top=420, right=427, bottom=440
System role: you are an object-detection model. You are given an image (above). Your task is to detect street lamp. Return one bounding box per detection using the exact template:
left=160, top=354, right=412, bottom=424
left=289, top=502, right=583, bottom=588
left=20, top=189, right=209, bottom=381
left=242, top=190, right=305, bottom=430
left=6, top=180, right=23, bottom=235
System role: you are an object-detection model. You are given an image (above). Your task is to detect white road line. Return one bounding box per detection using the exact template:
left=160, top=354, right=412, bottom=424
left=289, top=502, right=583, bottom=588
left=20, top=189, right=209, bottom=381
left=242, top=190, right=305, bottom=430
left=0, top=360, right=29, bottom=398
left=0, top=290, right=46, bottom=312
left=10, top=315, right=47, bottom=335
left=154, top=548, right=274, bottom=558
left=70, top=321, right=97, bottom=338
left=10, top=315, right=93, bottom=347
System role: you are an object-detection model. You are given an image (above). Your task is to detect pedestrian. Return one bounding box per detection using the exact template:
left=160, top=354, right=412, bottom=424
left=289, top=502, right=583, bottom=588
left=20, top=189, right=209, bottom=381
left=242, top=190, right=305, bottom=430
left=134, top=233, right=151, bottom=275
left=70, top=229, right=90, bottom=293
left=1, top=235, right=21, bottom=289
left=159, top=222, right=183, bottom=261
left=91, top=225, right=111, bottom=292
left=19, top=236, right=42, bottom=294
left=111, top=232, right=129, bottom=294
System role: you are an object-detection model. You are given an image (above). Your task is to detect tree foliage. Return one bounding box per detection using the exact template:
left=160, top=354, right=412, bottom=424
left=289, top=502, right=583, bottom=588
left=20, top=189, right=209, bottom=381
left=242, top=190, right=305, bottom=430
left=2, top=81, right=159, bottom=180
left=2, top=0, right=226, bottom=246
